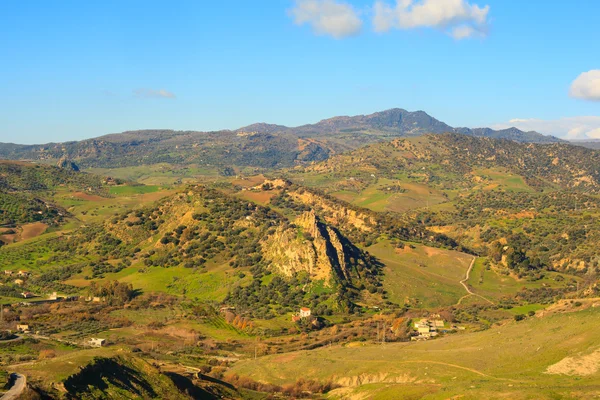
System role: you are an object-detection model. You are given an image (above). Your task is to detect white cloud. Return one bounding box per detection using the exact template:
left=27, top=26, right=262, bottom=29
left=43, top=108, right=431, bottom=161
left=570, top=70, right=600, bottom=101
left=289, top=0, right=363, bottom=39
left=491, top=116, right=600, bottom=140
left=133, top=88, right=176, bottom=99
left=373, top=0, right=490, bottom=39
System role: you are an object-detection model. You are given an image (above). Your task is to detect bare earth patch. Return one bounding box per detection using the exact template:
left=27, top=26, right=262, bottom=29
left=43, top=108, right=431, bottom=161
left=272, top=353, right=298, bottom=363
left=21, top=222, right=48, bottom=240
left=546, top=348, right=600, bottom=376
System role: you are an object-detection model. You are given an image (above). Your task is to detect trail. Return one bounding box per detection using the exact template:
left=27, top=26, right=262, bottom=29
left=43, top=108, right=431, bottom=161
left=1, top=373, right=26, bottom=400
left=319, top=357, right=523, bottom=383
left=457, top=257, right=494, bottom=305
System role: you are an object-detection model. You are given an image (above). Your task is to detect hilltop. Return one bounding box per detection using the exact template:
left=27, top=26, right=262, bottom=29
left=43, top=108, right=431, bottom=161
left=251, top=108, right=559, bottom=144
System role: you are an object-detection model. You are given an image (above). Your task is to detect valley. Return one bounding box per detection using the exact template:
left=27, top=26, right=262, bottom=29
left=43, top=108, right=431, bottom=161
left=0, top=131, right=598, bottom=399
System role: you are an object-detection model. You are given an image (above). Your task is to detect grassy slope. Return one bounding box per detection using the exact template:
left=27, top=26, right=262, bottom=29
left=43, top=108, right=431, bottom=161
left=292, top=165, right=537, bottom=215
left=467, top=257, right=577, bottom=301
left=369, top=240, right=473, bottom=308
left=231, top=306, right=600, bottom=399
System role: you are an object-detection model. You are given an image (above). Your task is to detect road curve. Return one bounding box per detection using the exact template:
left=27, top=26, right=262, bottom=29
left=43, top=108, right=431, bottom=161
left=1, top=373, right=26, bottom=400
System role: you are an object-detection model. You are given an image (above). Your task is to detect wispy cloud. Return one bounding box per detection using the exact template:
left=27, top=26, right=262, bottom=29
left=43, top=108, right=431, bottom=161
left=289, top=0, right=363, bottom=39
left=133, top=88, right=176, bottom=99
left=570, top=70, right=600, bottom=101
left=491, top=116, right=600, bottom=140
left=373, top=0, right=490, bottom=40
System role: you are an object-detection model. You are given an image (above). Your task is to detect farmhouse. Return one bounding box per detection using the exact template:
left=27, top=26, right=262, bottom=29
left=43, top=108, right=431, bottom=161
left=4, top=270, right=13, bottom=276
left=88, top=338, right=106, bottom=348
left=292, top=307, right=312, bottom=322
left=21, top=292, right=36, bottom=299
left=412, top=318, right=445, bottom=340
left=16, top=324, right=29, bottom=332
left=299, top=307, right=311, bottom=318
left=17, top=271, right=31, bottom=277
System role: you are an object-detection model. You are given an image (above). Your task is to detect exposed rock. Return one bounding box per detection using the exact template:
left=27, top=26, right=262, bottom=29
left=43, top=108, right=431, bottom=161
left=263, top=210, right=361, bottom=285
left=57, top=156, right=80, bottom=171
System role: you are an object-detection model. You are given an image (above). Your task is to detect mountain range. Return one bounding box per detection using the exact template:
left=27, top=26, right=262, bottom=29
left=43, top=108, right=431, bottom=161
left=238, top=108, right=562, bottom=144
left=0, top=108, right=563, bottom=169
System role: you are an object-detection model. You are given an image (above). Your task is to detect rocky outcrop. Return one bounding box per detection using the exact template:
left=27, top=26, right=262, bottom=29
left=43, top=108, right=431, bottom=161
left=289, top=190, right=376, bottom=233
left=57, top=156, right=80, bottom=171
left=263, top=210, right=358, bottom=285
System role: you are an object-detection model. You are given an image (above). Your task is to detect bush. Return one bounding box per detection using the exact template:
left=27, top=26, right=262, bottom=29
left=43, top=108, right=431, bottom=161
left=514, top=314, right=525, bottom=321
left=38, top=349, right=56, bottom=360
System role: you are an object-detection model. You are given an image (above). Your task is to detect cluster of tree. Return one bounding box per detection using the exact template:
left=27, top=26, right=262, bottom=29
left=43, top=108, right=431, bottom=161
left=225, top=275, right=312, bottom=319
left=88, top=280, right=135, bottom=305
left=89, top=260, right=127, bottom=279
left=32, top=264, right=84, bottom=286
left=223, top=311, right=254, bottom=331
left=0, top=161, right=104, bottom=193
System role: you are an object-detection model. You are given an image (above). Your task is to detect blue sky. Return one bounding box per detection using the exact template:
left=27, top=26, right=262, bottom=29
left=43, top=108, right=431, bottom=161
left=1, top=0, right=599, bottom=144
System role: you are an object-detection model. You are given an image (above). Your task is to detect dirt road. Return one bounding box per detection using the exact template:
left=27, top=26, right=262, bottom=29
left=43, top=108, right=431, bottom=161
left=457, top=257, right=494, bottom=305
left=1, top=373, right=26, bottom=400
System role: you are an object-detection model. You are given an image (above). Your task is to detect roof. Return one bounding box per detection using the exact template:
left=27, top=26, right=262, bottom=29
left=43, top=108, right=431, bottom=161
left=300, top=307, right=311, bottom=311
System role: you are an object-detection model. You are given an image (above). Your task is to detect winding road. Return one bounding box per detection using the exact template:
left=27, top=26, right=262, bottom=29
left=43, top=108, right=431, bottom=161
left=1, top=373, right=26, bottom=400
left=457, top=257, right=494, bottom=305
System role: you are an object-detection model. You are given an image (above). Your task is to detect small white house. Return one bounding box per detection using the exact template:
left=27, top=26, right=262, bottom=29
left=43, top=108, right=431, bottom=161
left=88, top=338, right=106, bottom=348
left=299, top=307, right=311, bottom=318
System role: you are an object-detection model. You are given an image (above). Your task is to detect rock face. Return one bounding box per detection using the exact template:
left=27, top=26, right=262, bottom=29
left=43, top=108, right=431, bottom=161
left=263, top=210, right=359, bottom=285
left=57, top=156, right=80, bottom=171
left=289, top=190, right=375, bottom=233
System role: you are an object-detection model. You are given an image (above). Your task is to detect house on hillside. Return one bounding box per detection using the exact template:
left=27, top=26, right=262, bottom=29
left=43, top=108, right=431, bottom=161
left=21, top=292, right=36, bottom=299
left=299, top=307, right=311, bottom=318
left=4, top=270, right=13, bottom=276
left=412, top=318, right=444, bottom=340
left=88, top=338, right=106, bottom=348
left=17, top=271, right=30, bottom=277
left=292, top=307, right=313, bottom=322
left=13, top=279, right=24, bottom=286
left=16, top=324, right=29, bottom=332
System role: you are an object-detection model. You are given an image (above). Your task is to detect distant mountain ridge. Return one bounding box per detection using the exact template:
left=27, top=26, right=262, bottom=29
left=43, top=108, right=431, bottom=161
left=0, top=108, right=563, bottom=169
left=237, top=108, right=562, bottom=143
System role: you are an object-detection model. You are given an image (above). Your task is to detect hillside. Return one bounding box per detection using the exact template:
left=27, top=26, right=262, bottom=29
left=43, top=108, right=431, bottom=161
left=287, top=133, right=600, bottom=279
left=0, top=109, right=561, bottom=170
left=296, top=133, right=600, bottom=192
left=0, top=160, right=106, bottom=228
left=230, top=305, right=600, bottom=399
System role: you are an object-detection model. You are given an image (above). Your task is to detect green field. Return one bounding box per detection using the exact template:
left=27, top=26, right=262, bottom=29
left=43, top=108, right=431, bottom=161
left=467, top=257, right=577, bottom=301
left=369, top=240, right=473, bottom=308
left=87, top=163, right=220, bottom=185
left=109, top=185, right=160, bottom=195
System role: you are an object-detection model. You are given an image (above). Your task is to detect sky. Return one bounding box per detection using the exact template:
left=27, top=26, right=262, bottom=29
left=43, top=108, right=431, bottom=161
left=1, top=0, right=599, bottom=144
